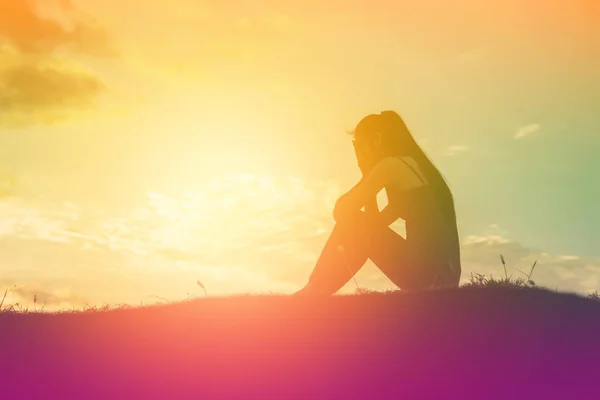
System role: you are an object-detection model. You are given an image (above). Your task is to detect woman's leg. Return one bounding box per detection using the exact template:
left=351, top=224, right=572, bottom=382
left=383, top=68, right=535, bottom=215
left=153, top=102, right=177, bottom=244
left=298, top=211, right=421, bottom=295
left=297, top=218, right=369, bottom=296
left=298, top=210, right=447, bottom=294
left=368, top=228, right=437, bottom=291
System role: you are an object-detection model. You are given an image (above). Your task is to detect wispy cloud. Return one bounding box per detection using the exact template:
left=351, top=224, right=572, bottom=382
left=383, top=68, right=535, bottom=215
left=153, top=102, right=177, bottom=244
left=459, top=231, right=599, bottom=294
left=0, top=0, right=112, bottom=55
left=514, top=123, right=541, bottom=139
left=0, top=282, right=88, bottom=311
left=0, top=175, right=343, bottom=296
left=1, top=176, right=598, bottom=304
left=444, top=145, right=471, bottom=156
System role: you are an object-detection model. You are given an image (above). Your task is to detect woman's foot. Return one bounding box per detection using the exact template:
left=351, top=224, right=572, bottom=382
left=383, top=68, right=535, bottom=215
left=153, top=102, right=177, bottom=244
left=293, top=285, right=313, bottom=296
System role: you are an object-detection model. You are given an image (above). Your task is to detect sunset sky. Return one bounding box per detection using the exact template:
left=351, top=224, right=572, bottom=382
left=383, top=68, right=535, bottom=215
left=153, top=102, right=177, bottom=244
left=1, top=0, right=599, bottom=310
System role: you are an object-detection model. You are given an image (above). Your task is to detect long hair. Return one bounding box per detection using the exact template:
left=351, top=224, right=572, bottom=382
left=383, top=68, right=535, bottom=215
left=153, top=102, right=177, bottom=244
left=352, top=111, right=461, bottom=282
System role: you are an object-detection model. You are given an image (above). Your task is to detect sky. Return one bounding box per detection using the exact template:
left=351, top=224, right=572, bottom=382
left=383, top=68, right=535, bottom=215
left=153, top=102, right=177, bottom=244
left=1, top=0, right=599, bottom=311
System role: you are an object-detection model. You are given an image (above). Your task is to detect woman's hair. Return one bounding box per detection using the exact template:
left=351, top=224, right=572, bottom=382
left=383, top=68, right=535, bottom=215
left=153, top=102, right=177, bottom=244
left=352, top=110, right=421, bottom=157
left=351, top=111, right=445, bottom=190
left=351, top=111, right=461, bottom=280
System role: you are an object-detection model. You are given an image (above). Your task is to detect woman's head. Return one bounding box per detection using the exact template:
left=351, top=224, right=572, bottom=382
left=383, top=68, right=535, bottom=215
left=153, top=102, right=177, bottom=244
left=352, top=111, right=417, bottom=163
left=350, top=110, right=449, bottom=195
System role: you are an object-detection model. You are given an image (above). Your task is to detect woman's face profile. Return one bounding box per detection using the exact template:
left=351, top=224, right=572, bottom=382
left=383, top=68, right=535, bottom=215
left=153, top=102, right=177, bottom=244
left=353, top=139, right=369, bottom=159
left=355, top=133, right=383, bottom=163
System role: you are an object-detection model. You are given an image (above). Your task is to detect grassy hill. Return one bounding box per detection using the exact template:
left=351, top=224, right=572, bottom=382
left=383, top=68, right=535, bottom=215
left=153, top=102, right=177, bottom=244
left=1, top=281, right=600, bottom=399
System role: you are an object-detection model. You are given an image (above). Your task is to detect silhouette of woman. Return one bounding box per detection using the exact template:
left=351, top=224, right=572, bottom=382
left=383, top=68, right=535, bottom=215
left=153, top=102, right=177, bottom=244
left=297, top=111, right=461, bottom=295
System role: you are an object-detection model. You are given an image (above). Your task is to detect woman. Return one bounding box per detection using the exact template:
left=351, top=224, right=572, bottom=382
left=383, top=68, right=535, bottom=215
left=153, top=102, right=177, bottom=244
left=297, top=110, right=461, bottom=295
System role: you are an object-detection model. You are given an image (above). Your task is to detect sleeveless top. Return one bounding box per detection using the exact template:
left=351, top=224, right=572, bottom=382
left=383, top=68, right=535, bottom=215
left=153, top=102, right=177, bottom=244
left=392, top=157, right=450, bottom=265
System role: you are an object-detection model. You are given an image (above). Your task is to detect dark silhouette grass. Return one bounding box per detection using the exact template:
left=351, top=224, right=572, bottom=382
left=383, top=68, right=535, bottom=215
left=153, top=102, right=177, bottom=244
left=1, top=271, right=600, bottom=399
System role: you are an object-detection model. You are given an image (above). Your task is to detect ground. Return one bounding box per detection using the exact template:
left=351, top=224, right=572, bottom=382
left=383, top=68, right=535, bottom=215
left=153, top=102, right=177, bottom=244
left=1, top=283, right=600, bottom=399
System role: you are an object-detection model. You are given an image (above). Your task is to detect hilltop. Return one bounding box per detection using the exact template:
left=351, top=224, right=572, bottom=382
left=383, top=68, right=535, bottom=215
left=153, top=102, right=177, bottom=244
left=1, top=284, right=599, bottom=399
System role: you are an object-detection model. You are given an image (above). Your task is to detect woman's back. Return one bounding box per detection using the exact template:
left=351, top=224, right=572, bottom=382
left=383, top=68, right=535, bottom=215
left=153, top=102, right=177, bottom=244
left=379, top=156, right=462, bottom=284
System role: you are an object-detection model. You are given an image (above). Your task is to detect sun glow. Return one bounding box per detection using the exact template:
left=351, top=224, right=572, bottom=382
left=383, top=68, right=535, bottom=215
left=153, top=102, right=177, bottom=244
left=1, top=173, right=359, bottom=308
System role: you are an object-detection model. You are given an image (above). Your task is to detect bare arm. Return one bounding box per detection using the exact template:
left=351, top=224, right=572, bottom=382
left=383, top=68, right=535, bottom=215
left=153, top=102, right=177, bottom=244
left=363, top=191, right=379, bottom=217
left=333, top=159, right=397, bottom=225
left=353, top=141, right=381, bottom=219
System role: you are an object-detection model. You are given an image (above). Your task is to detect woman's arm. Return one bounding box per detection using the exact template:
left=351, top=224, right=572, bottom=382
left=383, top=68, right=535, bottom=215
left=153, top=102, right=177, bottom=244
left=333, top=159, right=391, bottom=223
left=363, top=192, right=379, bottom=216
left=355, top=142, right=380, bottom=217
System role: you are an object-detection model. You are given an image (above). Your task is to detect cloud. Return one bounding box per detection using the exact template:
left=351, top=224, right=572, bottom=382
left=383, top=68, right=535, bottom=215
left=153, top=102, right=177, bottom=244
left=0, top=0, right=113, bottom=56
left=1, top=283, right=88, bottom=310
left=459, top=231, right=600, bottom=294
left=1, top=175, right=599, bottom=303
left=514, top=123, right=541, bottom=139
left=444, top=145, right=471, bottom=156
left=0, top=61, right=103, bottom=127
left=0, top=175, right=343, bottom=297
left=0, top=0, right=114, bottom=127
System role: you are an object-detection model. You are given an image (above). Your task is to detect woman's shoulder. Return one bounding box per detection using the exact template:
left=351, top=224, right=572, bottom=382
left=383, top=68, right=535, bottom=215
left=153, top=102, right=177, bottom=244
left=395, top=156, right=420, bottom=168
left=374, top=156, right=428, bottom=187
left=376, top=156, right=417, bottom=170
left=367, top=157, right=410, bottom=181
